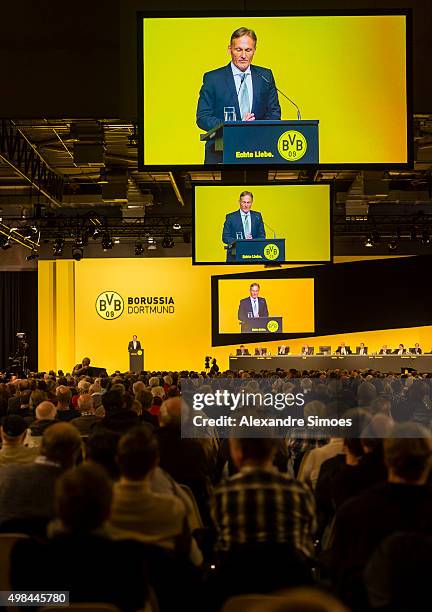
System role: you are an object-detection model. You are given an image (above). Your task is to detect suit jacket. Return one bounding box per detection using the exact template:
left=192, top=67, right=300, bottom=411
left=238, top=296, right=269, bottom=321
left=356, top=347, right=368, bottom=355
left=379, top=349, right=391, bottom=355
left=278, top=346, right=289, bottom=355
left=223, top=209, right=266, bottom=261
left=236, top=349, right=250, bottom=356
left=301, top=347, right=314, bottom=355
left=410, top=347, right=422, bottom=354
left=335, top=346, right=352, bottom=355
left=393, top=348, right=407, bottom=354
left=196, top=63, right=281, bottom=164
left=128, top=340, right=142, bottom=352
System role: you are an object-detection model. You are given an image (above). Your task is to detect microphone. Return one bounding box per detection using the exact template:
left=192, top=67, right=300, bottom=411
left=257, top=71, right=301, bottom=121
left=263, top=220, right=277, bottom=239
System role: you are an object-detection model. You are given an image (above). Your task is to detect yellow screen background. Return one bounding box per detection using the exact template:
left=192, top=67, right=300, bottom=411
left=194, top=184, right=330, bottom=263
left=142, top=15, right=407, bottom=165
left=38, top=257, right=432, bottom=374
left=218, top=278, right=314, bottom=334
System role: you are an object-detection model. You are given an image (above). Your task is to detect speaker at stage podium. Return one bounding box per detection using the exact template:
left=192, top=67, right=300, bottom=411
left=129, top=350, right=144, bottom=372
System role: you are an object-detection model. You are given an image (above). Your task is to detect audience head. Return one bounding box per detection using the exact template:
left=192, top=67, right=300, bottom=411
left=77, top=380, right=91, bottom=395
left=41, top=422, right=81, bottom=469
left=55, top=463, right=112, bottom=533
left=159, top=397, right=182, bottom=427
left=116, top=426, right=159, bottom=480
left=1, top=415, right=28, bottom=445
left=77, top=394, right=94, bottom=414
left=101, top=389, right=124, bottom=415
left=136, top=390, right=153, bottom=411
left=29, top=389, right=48, bottom=409
left=384, top=423, right=432, bottom=484
left=229, top=438, right=279, bottom=469
left=86, top=430, right=120, bottom=480
left=56, top=385, right=72, bottom=407
left=36, top=400, right=57, bottom=420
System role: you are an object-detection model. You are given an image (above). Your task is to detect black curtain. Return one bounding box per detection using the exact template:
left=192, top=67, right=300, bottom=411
left=0, top=272, right=38, bottom=371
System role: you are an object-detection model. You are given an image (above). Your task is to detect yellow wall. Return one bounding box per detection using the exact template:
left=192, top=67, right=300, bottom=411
left=38, top=256, right=432, bottom=373
left=142, top=15, right=407, bottom=165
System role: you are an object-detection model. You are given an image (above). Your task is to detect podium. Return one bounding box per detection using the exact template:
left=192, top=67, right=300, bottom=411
left=227, top=238, right=285, bottom=263
left=200, top=120, right=319, bottom=164
left=240, top=316, right=283, bottom=334
left=129, top=350, right=144, bottom=372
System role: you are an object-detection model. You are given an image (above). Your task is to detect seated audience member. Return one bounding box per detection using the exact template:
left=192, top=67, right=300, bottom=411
left=393, top=343, right=407, bottom=355
left=26, top=400, right=58, bottom=448
left=299, top=437, right=345, bottom=489
left=356, top=343, right=368, bottom=355
left=379, top=345, right=391, bottom=355
left=7, top=380, right=29, bottom=413
left=157, top=397, right=214, bottom=524
left=92, top=389, right=140, bottom=434
left=55, top=385, right=80, bottom=422
left=149, top=395, right=163, bottom=417
left=136, top=390, right=159, bottom=429
left=330, top=423, right=432, bottom=606
left=236, top=345, right=250, bottom=356
left=364, top=532, right=432, bottom=611
left=89, top=382, right=103, bottom=409
left=211, top=438, right=315, bottom=601
left=410, top=342, right=422, bottom=355
left=110, top=427, right=202, bottom=565
left=70, top=393, right=101, bottom=435
left=335, top=342, right=352, bottom=355
left=0, top=423, right=81, bottom=530
left=28, top=389, right=48, bottom=414
left=86, top=430, right=121, bottom=480
left=0, top=416, right=38, bottom=466
left=10, top=464, right=150, bottom=612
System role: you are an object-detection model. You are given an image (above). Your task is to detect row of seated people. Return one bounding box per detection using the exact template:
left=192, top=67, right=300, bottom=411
left=237, top=342, right=425, bottom=356
left=0, top=368, right=431, bottom=611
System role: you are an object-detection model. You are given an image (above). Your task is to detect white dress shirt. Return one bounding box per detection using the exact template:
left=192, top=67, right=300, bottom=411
left=250, top=297, right=259, bottom=317
left=231, top=62, right=253, bottom=112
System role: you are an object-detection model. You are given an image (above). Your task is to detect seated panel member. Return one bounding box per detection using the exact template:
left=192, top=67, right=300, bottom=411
left=301, top=345, right=314, bottom=356
left=393, top=343, right=407, bottom=355
left=278, top=345, right=289, bottom=355
left=335, top=342, right=352, bottom=355
left=236, top=345, right=250, bottom=356
left=127, top=335, right=141, bottom=352
left=222, top=191, right=266, bottom=262
left=196, top=27, right=281, bottom=164
left=238, top=282, right=269, bottom=322
left=379, top=345, right=391, bottom=355
left=255, top=346, right=267, bottom=356
left=410, top=343, right=422, bottom=355
left=356, top=343, right=368, bottom=355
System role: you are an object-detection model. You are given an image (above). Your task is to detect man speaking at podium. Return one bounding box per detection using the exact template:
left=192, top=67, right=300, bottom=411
left=238, top=282, right=269, bottom=322
left=222, top=191, right=266, bottom=262
left=128, top=335, right=141, bottom=352
left=196, top=27, right=281, bottom=164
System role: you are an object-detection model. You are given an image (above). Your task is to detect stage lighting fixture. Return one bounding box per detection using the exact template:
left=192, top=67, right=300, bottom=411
left=53, top=237, right=65, bottom=256
left=173, top=223, right=181, bottom=230
left=134, top=242, right=144, bottom=256
left=363, top=235, right=374, bottom=248
left=147, top=236, right=154, bottom=244
left=26, top=249, right=39, bottom=261
left=388, top=239, right=398, bottom=251
left=101, top=233, right=113, bottom=251
left=162, top=234, right=174, bottom=248
left=113, top=237, right=120, bottom=244
left=421, top=231, right=431, bottom=245
left=72, top=245, right=84, bottom=261
left=147, top=242, right=157, bottom=250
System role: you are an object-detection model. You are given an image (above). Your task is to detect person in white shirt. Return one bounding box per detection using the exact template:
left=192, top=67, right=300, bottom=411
left=128, top=335, right=141, bottom=352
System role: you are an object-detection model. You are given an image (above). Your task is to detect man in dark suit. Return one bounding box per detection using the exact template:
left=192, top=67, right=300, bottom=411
left=278, top=345, right=289, bottom=355
left=222, top=191, right=266, bottom=261
left=335, top=342, right=352, bottom=355
left=356, top=343, right=368, bottom=355
left=128, top=335, right=141, bottom=352
left=379, top=345, right=391, bottom=355
left=393, top=344, right=407, bottom=355
left=410, top=343, right=422, bottom=355
left=196, top=27, right=281, bottom=164
left=236, top=345, right=250, bottom=356
left=238, top=283, right=269, bottom=322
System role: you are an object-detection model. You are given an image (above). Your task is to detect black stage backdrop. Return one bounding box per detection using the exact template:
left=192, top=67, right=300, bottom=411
left=0, top=272, right=37, bottom=371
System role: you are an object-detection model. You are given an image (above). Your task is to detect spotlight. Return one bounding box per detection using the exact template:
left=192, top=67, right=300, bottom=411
left=363, top=235, right=374, bottom=248
left=53, top=237, right=65, bottom=256
left=101, top=233, right=113, bottom=251
left=113, top=237, right=120, bottom=244
left=173, top=223, right=181, bottom=230
left=134, top=242, right=144, bottom=256
left=162, top=234, right=174, bottom=248
left=26, top=249, right=39, bottom=261
left=147, top=236, right=155, bottom=244
left=72, top=245, right=83, bottom=261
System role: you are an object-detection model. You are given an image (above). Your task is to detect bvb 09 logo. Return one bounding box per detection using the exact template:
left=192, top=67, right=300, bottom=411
left=267, top=319, right=280, bottom=332
left=277, top=130, right=307, bottom=161
left=95, top=291, right=124, bottom=320
left=263, top=243, right=280, bottom=261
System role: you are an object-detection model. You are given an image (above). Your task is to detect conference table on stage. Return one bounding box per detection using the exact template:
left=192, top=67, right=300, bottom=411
left=229, top=354, right=432, bottom=373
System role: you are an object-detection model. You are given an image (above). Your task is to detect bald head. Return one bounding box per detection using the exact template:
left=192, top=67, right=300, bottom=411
left=77, top=394, right=94, bottom=413
left=41, top=422, right=82, bottom=468
left=160, top=397, right=181, bottom=426
left=36, top=401, right=57, bottom=420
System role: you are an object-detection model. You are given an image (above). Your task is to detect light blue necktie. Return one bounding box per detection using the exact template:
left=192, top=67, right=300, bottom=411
left=239, top=73, right=250, bottom=120
left=243, top=213, right=251, bottom=237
